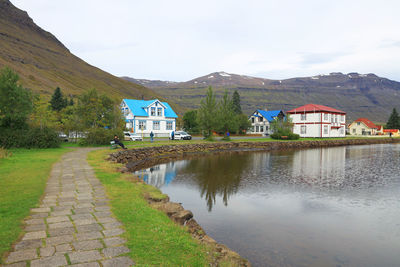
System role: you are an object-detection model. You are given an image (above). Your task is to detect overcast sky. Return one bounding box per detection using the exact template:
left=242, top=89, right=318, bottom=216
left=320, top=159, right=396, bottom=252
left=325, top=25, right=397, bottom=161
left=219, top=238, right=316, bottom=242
left=11, top=0, right=400, bottom=82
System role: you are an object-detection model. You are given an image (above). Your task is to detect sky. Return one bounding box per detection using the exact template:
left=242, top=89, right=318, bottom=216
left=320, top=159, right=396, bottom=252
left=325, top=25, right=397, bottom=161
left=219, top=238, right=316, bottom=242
left=11, top=0, right=400, bottom=82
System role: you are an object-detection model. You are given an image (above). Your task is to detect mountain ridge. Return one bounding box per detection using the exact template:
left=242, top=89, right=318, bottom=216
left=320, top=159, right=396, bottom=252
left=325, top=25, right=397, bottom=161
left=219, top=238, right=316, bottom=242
left=122, top=71, right=400, bottom=122
left=0, top=0, right=182, bottom=111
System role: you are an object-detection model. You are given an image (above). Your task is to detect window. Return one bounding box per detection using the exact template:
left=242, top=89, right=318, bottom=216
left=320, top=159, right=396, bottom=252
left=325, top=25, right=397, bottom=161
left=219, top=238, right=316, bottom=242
left=301, top=113, right=306, bottom=120
left=259, top=117, right=263, bottom=122
left=166, top=121, right=173, bottom=130
left=324, top=113, right=328, bottom=121
left=335, top=115, right=338, bottom=123
left=340, top=127, right=344, bottom=134
left=255, top=126, right=259, bottom=132
left=153, top=121, right=160, bottom=130
left=251, top=117, right=255, bottom=123
left=357, top=122, right=360, bottom=125
left=157, top=108, right=162, bottom=116
left=324, top=125, right=328, bottom=134
left=260, top=126, right=264, bottom=132
left=151, top=107, right=155, bottom=116
left=352, top=128, right=356, bottom=133
left=300, top=125, right=307, bottom=134
left=138, top=120, right=146, bottom=130
left=341, top=115, right=345, bottom=122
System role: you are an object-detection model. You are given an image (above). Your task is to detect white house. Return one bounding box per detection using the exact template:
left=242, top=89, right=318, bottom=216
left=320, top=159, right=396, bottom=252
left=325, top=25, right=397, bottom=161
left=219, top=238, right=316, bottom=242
left=287, top=104, right=346, bottom=138
left=249, top=110, right=285, bottom=135
left=121, top=99, right=178, bottom=137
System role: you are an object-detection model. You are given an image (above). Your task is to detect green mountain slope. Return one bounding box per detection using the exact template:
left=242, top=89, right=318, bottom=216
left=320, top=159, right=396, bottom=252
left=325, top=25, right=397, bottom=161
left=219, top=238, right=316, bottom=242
left=123, top=71, right=400, bottom=123
left=0, top=0, right=169, bottom=105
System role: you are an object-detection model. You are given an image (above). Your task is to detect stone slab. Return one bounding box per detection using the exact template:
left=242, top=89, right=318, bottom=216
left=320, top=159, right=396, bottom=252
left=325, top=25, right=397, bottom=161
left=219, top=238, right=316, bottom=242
left=30, top=255, right=68, bottom=267
left=101, top=256, right=134, bottom=267
left=6, top=249, right=38, bottom=263
left=68, top=250, right=103, bottom=264
left=22, top=231, right=47, bottom=240
left=73, top=240, right=103, bottom=251
left=102, top=246, right=130, bottom=258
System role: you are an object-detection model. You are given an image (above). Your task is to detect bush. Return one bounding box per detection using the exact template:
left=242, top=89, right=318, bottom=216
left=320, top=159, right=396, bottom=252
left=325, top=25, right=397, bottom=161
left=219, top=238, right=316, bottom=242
left=0, top=127, right=60, bottom=148
left=26, top=127, right=61, bottom=148
left=271, top=129, right=300, bottom=140
left=79, top=128, right=123, bottom=146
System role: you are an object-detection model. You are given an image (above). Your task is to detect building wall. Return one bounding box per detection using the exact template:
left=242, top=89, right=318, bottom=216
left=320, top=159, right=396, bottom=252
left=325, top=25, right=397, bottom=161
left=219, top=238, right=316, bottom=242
left=289, top=112, right=346, bottom=138
left=349, top=122, right=375, bottom=135
left=122, top=100, right=176, bottom=137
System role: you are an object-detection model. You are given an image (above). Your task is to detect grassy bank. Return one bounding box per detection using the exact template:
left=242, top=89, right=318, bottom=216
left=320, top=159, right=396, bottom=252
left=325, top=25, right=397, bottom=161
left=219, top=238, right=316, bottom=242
left=0, top=147, right=71, bottom=263
left=87, top=149, right=209, bottom=266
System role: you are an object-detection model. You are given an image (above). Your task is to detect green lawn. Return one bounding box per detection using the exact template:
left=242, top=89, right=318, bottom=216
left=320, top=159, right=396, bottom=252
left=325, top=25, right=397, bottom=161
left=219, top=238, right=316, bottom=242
left=87, top=149, right=209, bottom=266
left=0, top=147, right=70, bottom=263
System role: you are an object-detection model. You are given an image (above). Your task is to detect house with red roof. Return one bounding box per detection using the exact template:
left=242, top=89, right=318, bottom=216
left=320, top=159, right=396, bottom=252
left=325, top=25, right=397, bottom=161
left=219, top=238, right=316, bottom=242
left=287, top=104, right=346, bottom=138
left=348, top=118, right=378, bottom=135
left=383, top=129, right=400, bottom=137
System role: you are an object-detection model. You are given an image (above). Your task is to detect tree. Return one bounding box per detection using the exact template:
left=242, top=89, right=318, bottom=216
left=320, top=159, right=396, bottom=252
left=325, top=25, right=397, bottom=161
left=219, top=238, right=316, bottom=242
left=183, top=110, right=199, bottom=134
left=69, top=98, right=74, bottom=106
left=232, top=90, right=242, bottom=114
left=237, top=113, right=251, bottom=134
left=217, top=90, right=238, bottom=140
left=30, top=95, right=60, bottom=130
left=197, top=86, right=218, bottom=138
left=50, top=87, right=68, bottom=111
left=386, top=108, right=400, bottom=129
left=76, top=88, right=123, bottom=129
left=0, top=67, right=32, bottom=129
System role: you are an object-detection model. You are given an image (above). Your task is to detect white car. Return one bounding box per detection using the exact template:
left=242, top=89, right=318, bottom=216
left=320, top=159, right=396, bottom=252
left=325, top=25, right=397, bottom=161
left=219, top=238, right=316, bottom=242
left=124, top=132, right=143, bottom=141
left=171, top=131, right=192, bottom=140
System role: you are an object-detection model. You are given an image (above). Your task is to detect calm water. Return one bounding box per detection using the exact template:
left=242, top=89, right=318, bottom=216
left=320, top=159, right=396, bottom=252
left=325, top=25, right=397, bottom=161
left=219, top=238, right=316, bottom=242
left=133, top=144, right=400, bottom=267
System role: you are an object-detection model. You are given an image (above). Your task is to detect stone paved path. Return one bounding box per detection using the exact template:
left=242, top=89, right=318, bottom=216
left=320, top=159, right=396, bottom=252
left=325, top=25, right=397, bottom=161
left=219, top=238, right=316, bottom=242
left=4, top=148, right=134, bottom=267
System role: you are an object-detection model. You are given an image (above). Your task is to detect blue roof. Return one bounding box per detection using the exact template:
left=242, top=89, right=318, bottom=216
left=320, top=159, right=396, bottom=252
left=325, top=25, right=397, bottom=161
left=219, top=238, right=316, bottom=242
left=123, top=99, right=178, bottom=118
left=256, top=110, right=284, bottom=122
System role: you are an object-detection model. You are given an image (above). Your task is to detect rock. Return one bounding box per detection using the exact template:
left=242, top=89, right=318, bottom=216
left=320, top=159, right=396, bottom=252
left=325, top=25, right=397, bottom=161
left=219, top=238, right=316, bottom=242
left=171, top=210, right=193, bottom=225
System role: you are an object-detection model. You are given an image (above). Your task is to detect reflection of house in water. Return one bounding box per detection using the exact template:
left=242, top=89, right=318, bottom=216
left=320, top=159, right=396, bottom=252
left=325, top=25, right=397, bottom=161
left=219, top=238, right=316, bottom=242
left=291, top=147, right=346, bottom=187
left=134, top=161, right=188, bottom=188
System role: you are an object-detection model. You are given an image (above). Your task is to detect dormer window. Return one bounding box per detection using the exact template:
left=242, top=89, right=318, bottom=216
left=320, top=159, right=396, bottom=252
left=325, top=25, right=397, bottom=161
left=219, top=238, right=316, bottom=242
left=157, top=108, right=162, bottom=116
left=151, top=107, right=155, bottom=116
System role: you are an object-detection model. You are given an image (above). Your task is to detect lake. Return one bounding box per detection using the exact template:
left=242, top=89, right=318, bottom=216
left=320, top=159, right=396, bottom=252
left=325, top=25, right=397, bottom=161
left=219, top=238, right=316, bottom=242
left=133, top=144, right=400, bottom=267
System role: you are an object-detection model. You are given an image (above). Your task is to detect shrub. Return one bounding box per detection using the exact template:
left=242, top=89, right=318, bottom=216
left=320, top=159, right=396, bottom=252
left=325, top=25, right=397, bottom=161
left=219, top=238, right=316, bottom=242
left=79, top=128, right=123, bottom=146
left=26, top=127, right=61, bottom=148
left=0, top=127, right=60, bottom=148
left=271, top=129, right=300, bottom=140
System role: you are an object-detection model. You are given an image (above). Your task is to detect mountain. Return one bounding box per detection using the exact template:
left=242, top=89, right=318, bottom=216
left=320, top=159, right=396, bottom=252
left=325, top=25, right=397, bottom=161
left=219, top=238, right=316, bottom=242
left=122, top=71, right=400, bottom=122
left=0, top=0, right=167, bottom=104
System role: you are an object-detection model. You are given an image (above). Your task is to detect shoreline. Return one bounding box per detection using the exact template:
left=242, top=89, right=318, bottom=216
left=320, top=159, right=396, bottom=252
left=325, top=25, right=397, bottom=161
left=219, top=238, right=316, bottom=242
left=108, top=138, right=399, bottom=266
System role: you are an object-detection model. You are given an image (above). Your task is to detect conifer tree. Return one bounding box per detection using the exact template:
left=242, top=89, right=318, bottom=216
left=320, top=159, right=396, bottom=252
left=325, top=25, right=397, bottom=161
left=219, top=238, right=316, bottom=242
left=232, top=90, right=242, bottom=114
left=50, top=87, right=68, bottom=111
left=198, top=86, right=218, bottom=138
left=386, top=108, right=400, bottom=129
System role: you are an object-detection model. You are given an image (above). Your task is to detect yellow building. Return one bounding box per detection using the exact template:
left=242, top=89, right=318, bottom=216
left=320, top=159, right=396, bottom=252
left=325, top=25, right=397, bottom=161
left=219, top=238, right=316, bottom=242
left=349, top=118, right=378, bottom=135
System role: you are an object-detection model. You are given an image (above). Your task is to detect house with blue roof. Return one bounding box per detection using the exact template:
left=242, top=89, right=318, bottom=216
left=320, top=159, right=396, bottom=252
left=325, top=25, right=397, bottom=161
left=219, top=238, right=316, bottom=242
left=249, top=109, right=285, bottom=135
left=121, top=99, right=178, bottom=137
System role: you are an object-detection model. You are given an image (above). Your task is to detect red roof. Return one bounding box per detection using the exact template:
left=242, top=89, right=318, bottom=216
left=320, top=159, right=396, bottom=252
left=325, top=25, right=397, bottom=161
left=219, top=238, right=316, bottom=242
left=383, top=129, right=399, bottom=133
left=287, top=104, right=346, bottom=114
left=377, top=125, right=383, bottom=131
left=354, top=118, right=378, bottom=129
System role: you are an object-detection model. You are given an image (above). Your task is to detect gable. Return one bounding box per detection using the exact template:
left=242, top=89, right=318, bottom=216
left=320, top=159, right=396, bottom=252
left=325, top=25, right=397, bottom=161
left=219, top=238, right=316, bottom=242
left=122, top=99, right=178, bottom=118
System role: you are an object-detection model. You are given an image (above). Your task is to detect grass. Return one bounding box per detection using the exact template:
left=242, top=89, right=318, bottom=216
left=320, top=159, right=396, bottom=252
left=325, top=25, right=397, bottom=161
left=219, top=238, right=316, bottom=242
left=87, top=149, right=209, bottom=266
left=0, top=147, right=71, bottom=264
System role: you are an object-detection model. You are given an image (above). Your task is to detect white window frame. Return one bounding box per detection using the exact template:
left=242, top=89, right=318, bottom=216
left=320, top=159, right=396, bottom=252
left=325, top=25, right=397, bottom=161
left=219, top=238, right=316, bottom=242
left=301, top=113, right=306, bottom=121
left=153, top=121, right=160, bottom=130
left=324, top=125, right=328, bottom=134
left=300, top=125, right=307, bottom=134
left=166, top=121, right=173, bottom=130
left=324, top=113, right=328, bottom=121
left=157, top=107, right=162, bottom=116
left=138, top=120, right=146, bottom=130
left=151, top=107, right=156, bottom=116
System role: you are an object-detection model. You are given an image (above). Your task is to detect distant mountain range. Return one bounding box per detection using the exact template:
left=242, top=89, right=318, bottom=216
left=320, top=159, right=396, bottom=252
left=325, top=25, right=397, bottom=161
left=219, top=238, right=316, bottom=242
left=0, top=0, right=173, bottom=107
left=122, top=71, right=400, bottom=122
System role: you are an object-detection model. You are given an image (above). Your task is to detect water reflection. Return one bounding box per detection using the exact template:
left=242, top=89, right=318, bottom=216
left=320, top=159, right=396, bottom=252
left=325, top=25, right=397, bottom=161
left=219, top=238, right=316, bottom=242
left=134, top=144, right=400, bottom=266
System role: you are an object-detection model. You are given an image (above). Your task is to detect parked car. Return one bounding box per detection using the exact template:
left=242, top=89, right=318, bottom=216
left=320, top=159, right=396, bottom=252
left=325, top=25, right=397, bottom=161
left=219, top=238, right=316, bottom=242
left=172, top=131, right=192, bottom=140
left=124, top=131, right=143, bottom=141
